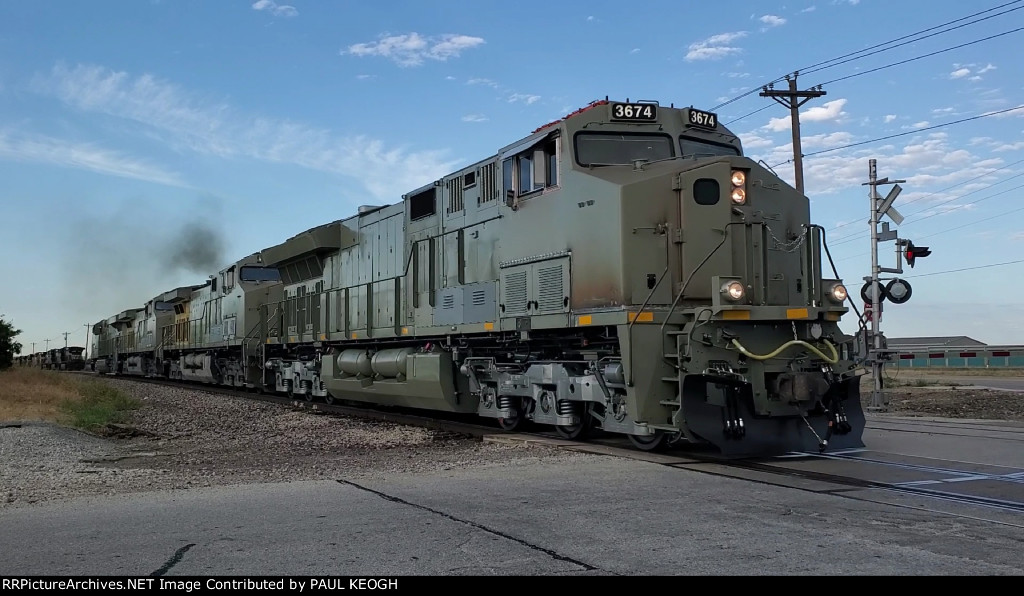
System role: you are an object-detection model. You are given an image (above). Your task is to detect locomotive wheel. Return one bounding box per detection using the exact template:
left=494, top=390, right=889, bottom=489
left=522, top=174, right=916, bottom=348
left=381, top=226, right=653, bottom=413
left=324, top=393, right=335, bottom=405
left=497, top=408, right=523, bottom=431
left=628, top=431, right=669, bottom=452
left=304, top=390, right=314, bottom=403
left=555, top=406, right=593, bottom=440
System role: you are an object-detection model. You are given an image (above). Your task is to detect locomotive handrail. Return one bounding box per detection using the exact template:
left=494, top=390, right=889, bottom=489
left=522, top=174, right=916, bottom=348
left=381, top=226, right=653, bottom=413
left=640, top=222, right=740, bottom=386
left=729, top=338, right=839, bottom=364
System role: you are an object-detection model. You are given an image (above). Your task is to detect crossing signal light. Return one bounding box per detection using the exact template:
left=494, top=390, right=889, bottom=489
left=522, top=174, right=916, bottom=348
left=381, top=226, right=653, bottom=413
left=904, top=241, right=931, bottom=268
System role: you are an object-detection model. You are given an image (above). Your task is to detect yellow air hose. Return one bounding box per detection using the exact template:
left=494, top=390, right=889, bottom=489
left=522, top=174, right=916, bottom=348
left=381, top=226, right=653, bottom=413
left=729, top=338, right=839, bottom=364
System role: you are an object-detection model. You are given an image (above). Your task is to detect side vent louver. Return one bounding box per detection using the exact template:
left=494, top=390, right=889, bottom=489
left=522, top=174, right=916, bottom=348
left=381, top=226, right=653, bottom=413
left=446, top=178, right=464, bottom=214
left=479, top=162, right=498, bottom=204
left=536, top=264, right=564, bottom=313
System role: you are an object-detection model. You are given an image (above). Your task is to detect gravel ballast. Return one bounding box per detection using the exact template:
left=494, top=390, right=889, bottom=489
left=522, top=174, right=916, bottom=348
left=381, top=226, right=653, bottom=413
left=0, top=378, right=588, bottom=509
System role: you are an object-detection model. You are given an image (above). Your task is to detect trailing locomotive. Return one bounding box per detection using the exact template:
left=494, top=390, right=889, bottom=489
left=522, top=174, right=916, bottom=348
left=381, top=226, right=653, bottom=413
left=87, top=98, right=864, bottom=456
left=15, top=347, right=86, bottom=370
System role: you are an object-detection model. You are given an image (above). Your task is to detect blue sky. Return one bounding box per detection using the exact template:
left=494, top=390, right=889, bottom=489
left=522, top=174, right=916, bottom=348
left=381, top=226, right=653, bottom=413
left=2, top=0, right=1023, bottom=352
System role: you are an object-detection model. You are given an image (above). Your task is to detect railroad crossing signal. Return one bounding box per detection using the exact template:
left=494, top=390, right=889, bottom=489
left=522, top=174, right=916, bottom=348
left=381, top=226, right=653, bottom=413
left=904, top=241, right=931, bottom=268
left=885, top=278, right=912, bottom=304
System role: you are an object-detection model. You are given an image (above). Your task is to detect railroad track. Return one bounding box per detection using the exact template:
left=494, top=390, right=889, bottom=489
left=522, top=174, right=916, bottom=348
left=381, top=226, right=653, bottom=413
left=75, top=371, right=1024, bottom=524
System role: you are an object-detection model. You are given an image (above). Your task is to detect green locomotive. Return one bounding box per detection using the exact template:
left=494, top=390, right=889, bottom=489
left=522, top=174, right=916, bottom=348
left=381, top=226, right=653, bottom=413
left=90, top=99, right=863, bottom=456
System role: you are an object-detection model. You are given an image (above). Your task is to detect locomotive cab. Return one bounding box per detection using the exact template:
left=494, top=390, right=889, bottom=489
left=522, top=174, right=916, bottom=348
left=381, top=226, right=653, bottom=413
left=531, top=100, right=864, bottom=453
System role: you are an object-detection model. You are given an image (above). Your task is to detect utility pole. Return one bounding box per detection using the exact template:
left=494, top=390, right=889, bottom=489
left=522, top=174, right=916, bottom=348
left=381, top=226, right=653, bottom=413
left=45, top=338, right=50, bottom=351
left=863, top=159, right=906, bottom=412
left=63, top=331, right=70, bottom=348
left=31, top=342, right=35, bottom=354
left=84, top=323, right=91, bottom=360
left=760, top=72, right=826, bottom=195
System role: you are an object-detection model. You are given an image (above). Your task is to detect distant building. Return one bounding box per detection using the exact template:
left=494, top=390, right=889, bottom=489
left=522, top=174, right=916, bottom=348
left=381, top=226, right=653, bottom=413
left=885, top=336, right=987, bottom=350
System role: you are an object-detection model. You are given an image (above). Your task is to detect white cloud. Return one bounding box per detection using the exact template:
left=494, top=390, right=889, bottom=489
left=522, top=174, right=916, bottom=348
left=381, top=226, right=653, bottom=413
left=911, top=121, right=930, bottom=128
left=0, top=131, right=184, bottom=187
left=969, top=76, right=982, bottom=82
left=759, top=15, right=786, bottom=27
left=979, top=63, right=997, bottom=74
left=685, top=31, right=747, bottom=61
left=355, top=74, right=374, bottom=80
left=800, top=6, right=816, bottom=12
left=461, top=114, right=488, bottom=123
left=630, top=48, right=640, bottom=54
left=884, top=114, right=897, bottom=123
left=343, top=33, right=484, bottom=67
left=742, top=128, right=996, bottom=198
left=949, top=68, right=970, bottom=79
left=32, top=63, right=459, bottom=200
left=800, top=131, right=854, bottom=149
left=763, top=98, right=848, bottom=132
left=586, top=16, right=595, bottom=21
left=994, top=142, right=1024, bottom=151
left=738, top=132, right=773, bottom=149
left=466, top=77, right=498, bottom=88
left=725, top=72, right=750, bottom=78
left=917, top=203, right=976, bottom=218
left=251, top=0, right=297, bottom=17
left=445, top=75, right=456, bottom=81
left=931, top=107, right=954, bottom=114
left=508, top=93, right=540, bottom=105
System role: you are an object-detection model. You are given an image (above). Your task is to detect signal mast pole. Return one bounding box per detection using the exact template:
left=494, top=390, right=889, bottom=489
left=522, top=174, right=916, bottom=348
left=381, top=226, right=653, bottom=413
left=864, top=159, right=905, bottom=412
left=760, top=72, right=826, bottom=194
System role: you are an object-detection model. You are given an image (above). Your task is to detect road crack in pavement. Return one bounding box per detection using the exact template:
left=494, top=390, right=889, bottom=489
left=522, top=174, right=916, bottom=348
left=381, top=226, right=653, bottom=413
left=336, top=479, right=606, bottom=573
left=148, top=543, right=196, bottom=576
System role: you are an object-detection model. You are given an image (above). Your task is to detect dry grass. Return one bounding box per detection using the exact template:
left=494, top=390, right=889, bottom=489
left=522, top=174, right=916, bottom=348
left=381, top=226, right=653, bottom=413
left=0, top=367, right=82, bottom=422
left=0, top=368, right=140, bottom=430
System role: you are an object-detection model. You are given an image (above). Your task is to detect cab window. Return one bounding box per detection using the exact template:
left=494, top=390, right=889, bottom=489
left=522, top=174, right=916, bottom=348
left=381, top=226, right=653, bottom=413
left=574, top=132, right=674, bottom=166
left=503, top=138, right=559, bottom=198
left=679, top=136, right=741, bottom=159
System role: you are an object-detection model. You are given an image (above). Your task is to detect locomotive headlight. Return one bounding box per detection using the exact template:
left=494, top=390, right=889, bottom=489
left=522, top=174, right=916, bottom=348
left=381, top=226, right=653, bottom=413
left=731, top=170, right=746, bottom=187
left=721, top=280, right=746, bottom=302
left=828, top=283, right=848, bottom=303
left=731, top=188, right=746, bottom=204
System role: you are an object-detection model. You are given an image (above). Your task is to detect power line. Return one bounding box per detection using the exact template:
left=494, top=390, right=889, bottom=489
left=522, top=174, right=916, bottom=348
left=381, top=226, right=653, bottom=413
left=711, top=1, right=1024, bottom=113
left=904, top=259, right=1024, bottom=278
left=799, top=0, right=1024, bottom=76
left=771, top=104, right=1024, bottom=168
left=803, top=5, right=1024, bottom=80
left=834, top=192, right=1024, bottom=250
left=726, top=21, right=1024, bottom=127
left=903, top=180, right=1024, bottom=224
left=725, top=104, right=773, bottom=126
left=817, top=26, right=1024, bottom=87
left=827, top=178, right=1024, bottom=247
left=825, top=158, right=1024, bottom=235
left=917, top=203, right=1024, bottom=239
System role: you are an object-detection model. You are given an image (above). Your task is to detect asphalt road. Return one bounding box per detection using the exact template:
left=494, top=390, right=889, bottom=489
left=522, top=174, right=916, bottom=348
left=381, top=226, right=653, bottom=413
left=2, top=440, right=1023, bottom=576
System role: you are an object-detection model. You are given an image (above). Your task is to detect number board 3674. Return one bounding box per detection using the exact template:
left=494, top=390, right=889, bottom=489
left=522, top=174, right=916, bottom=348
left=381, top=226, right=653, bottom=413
left=688, top=109, right=718, bottom=129
left=610, top=103, right=657, bottom=122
